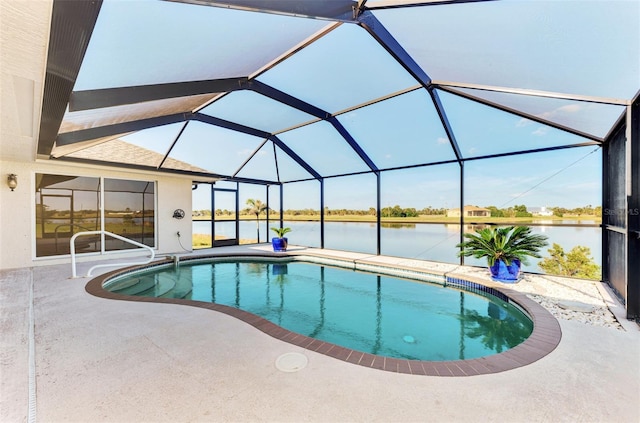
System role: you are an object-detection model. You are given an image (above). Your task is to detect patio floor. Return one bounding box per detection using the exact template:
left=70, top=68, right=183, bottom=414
left=2, top=245, right=638, bottom=422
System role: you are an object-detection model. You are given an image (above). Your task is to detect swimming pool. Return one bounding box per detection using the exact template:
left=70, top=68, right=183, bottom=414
left=100, top=257, right=534, bottom=362
left=87, top=253, right=562, bottom=375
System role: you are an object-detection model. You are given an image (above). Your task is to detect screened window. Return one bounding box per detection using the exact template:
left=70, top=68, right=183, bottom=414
left=35, top=175, right=101, bottom=257
left=35, top=173, right=155, bottom=257
left=103, top=178, right=155, bottom=251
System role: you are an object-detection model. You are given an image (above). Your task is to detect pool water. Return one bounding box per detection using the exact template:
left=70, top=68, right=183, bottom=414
left=105, top=260, right=533, bottom=361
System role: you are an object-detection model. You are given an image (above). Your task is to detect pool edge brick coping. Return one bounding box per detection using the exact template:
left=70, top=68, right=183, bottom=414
left=85, top=252, right=562, bottom=377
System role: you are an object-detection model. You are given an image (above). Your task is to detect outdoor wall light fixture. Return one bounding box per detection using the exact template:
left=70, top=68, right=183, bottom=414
left=7, top=174, right=17, bottom=191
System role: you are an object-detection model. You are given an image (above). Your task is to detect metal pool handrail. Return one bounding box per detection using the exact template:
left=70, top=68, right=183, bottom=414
left=54, top=223, right=95, bottom=254
left=70, top=230, right=155, bottom=278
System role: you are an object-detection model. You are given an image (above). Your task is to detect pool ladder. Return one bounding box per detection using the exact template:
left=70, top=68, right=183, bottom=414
left=70, top=230, right=155, bottom=278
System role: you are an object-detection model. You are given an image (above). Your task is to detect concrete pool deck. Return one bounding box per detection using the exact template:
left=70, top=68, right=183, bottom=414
left=2, top=245, right=639, bottom=422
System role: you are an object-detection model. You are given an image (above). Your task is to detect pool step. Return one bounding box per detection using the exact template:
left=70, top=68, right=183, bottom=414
left=165, top=272, right=193, bottom=299
left=139, top=274, right=176, bottom=297
left=110, top=276, right=156, bottom=295
left=107, top=278, right=141, bottom=292
left=110, top=272, right=193, bottom=299
left=111, top=274, right=175, bottom=297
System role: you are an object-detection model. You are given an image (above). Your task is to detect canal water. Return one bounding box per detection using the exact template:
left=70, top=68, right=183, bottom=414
left=193, top=220, right=602, bottom=274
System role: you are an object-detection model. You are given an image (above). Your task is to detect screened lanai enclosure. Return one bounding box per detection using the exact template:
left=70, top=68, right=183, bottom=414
left=38, top=0, right=639, bottom=319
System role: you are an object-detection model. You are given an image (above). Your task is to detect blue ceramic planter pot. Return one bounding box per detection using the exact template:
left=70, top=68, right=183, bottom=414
left=271, top=237, right=288, bottom=252
left=489, top=259, right=521, bottom=283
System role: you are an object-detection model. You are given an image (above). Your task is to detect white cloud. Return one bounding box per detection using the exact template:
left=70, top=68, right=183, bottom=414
left=515, top=104, right=582, bottom=128
left=437, top=137, right=448, bottom=145
left=237, top=148, right=254, bottom=156
left=556, top=104, right=582, bottom=113
left=516, top=118, right=533, bottom=127
left=532, top=127, right=548, bottom=136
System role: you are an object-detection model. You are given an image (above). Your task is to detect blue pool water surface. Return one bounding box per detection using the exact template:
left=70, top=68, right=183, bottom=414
left=105, top=260, right=533, bottom=361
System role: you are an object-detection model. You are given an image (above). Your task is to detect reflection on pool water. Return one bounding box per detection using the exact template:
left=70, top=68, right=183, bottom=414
left=104, top=260, right=533, bottom=361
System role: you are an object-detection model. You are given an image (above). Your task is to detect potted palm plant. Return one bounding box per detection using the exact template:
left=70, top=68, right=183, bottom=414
left=270, top=227, right=291, bottom=252
left=456, top=226, right=548, bottom=282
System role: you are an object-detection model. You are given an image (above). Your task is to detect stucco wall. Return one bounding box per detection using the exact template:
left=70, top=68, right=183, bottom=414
left=0, top=159, right=193, bottom=271
left=1, top=1, right=195, bottom=271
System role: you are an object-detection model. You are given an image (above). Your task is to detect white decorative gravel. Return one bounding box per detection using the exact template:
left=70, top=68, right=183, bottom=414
left=440, top=264, right=625, bottom=330
left=514, top=274, right=624, bottom=330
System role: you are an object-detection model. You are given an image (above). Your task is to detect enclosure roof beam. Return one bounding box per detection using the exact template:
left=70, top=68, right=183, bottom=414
left=327, top=117, right=379, bottom=172
left=433, top=80, right=631, bottom=106
left=277, top=140, right=602, bottom=185
left=365, top=0, right=498, bottom=11
left=54, top=155, right=278, bottom=185
left=270, top=135, right=323, bottom=180
left=358, top=11, right=450, bottom=165
left=438, top=86, right=604, bottom=143
left=357, top=11, right=431, bottom=88
left=247, top=80, right=378, bottom=172
left=460, top=142, right=600, bottom=163
left=38, top=0, right=103, bottom=157
left=56, top=113, right=191, bottom=147
left=232, top=139, right=269, bottom=178
left=192, top=112, right=323, bottom=181
left=69, top=77, right=249, bottom=112
left=159, top=121, right=190, bottom=169
left=245, top=80, right=329, bottom=119
left=192, top=113, right=271, bottom=139
left=429, top=89, right=463, bottom=162
left=164, top=0, right=359, bottom=22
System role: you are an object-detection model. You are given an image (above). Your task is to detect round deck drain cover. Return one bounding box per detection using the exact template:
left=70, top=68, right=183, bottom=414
left=275, top=352, right=308, bottom=372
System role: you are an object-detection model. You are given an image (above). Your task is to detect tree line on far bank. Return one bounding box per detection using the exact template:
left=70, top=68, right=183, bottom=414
left=193, top=204, right=601, bottom=218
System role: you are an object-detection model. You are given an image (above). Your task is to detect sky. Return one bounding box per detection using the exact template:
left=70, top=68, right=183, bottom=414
left=194, top=143, right=603, bottom=212
left=71, top=0, right=637, bottom=212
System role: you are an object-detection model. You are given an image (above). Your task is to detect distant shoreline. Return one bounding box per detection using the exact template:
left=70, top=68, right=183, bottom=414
left=193, top=215, right=602, bottom=226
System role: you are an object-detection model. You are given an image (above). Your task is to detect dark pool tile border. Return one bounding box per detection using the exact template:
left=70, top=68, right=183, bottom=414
left=85, top=254, right=562, bottom=377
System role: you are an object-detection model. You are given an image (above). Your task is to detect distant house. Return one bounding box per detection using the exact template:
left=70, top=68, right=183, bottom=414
left=447, top=205, right=491, bottom=218
left=530, top=206, right=554, bottom=217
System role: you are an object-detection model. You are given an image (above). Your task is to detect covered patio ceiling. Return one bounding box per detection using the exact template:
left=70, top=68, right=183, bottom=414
left=39, top=0, right=639, bottom=185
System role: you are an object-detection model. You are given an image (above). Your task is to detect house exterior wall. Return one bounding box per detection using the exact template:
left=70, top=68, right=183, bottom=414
left=447, top=209, right=461, bottom=218
left=1, top=0, right=193, bottom=271
left=0, top=158, right=194, bottom=271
